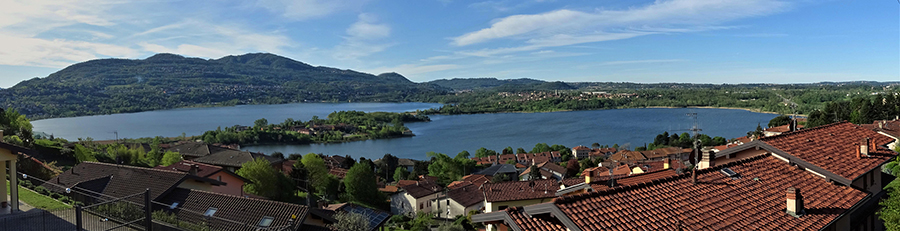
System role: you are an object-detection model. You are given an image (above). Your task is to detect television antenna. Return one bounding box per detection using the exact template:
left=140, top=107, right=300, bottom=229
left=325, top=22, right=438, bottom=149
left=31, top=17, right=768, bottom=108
left=671, top=112, right=702, bottom=168
left=775, top=92, right=800, bottom=131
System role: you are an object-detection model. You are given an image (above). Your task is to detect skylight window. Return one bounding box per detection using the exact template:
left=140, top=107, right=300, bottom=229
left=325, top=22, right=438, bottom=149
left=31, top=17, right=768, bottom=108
left=258, top=216, right=274, bottom=227
left=719, top=168, right=740, bottom=179
left=204, top=207, right=218, bottom=216
left=169, top=202, right=179, bottom=209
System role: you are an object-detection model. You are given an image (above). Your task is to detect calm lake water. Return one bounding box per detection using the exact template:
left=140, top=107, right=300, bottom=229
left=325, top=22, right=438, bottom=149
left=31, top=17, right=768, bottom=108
left=33, top=103, right=776, bottom=161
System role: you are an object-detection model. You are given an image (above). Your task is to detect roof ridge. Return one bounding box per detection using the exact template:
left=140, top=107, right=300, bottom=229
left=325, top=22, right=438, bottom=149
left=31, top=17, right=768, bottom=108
left=760, top=121, right=848, bottom=141
left=554, top=153, right=772, bottom=204
left=182, top=188, right=307, bottom=208
left=82, top=161, right=188, bottom=175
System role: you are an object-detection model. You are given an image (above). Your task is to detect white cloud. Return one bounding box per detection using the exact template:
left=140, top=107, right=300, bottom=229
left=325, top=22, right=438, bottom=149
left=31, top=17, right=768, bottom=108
left=333, top=14, right=392, bottom=61
left=599, top=59, right=687, bottom=66
left=453, top=0, right=789, bottom=46
left=0, top=34, right=138, bottom=67
left=255, top=0, right=369, bottom=20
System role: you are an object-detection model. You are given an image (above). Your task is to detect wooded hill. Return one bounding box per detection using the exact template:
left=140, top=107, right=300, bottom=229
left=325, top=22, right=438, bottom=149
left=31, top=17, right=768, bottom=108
left=0, top=53, right=446, bottom=119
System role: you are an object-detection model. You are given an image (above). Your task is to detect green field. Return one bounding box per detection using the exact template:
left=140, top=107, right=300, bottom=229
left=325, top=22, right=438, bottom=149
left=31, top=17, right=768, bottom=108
left=6, top=181, right=71, bottom=211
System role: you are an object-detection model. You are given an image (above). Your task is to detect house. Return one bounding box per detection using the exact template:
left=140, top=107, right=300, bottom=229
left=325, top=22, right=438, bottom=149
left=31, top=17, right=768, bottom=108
left=588, top=147, right=617, bottom=158
left=390, top=180, right=442, bottom=217
left=863, top=119, right=900, bottom=150
left=192, top=148, right=282, bottom=172
left=51, top=161, right=311, bottom=231
left=447, top=174, right=492, bottom=189
left=607, top=150, right=647, bottom=162
left=156, top=188, right=308, bottom=231
left=474, top=152, right=879, bottom=231
left=474, top=122, right=897, bottom=231
left=166, top=142, right=237, bottom=160
left=0, top=134, right=36, bottom=212
left=572, top=146, right=590, bottom=159
left=518, top=162, right=566, bottom=181
left=304, top=202, right=391, bottom=231
left=481, top=179, right=559, bottom=231
left=638, top=146, right=689, bottom=161
left=475, top=164, right=519, bottom=180
left=432, top=182, right=484, bottom=219
left=154, top=160, right=249, bottom=197
left=763, top=122, right=804, bottom=137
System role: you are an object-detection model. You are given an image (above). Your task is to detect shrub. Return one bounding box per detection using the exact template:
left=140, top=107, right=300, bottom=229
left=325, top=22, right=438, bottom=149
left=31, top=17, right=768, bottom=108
left=33, top=186, right=48, bottom=195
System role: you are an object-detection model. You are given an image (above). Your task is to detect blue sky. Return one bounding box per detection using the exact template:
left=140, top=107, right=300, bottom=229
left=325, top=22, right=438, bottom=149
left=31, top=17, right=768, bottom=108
left=0, top=0, right=897, bottom=87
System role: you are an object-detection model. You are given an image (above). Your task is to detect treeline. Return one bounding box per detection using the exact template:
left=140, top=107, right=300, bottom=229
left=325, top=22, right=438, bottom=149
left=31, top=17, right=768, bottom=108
left=200, top=111, right=428, bottom=145
left=419, top=85, right=899, bottom=116
left=807, top=93, right=900, bottom=127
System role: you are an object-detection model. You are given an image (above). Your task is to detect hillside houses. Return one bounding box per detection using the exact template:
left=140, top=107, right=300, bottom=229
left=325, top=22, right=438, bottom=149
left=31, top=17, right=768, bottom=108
left=472, top=122, right=897, bottom=231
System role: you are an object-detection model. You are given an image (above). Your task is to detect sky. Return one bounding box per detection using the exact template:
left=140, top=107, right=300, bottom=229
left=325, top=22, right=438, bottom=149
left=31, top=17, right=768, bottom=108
left=0, top=0, right=897, bottom=88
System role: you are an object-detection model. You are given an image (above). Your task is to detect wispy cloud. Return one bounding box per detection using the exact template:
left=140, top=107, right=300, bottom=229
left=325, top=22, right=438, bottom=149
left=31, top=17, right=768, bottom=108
left=363, top=64, right=460, bottom=78
left=452, top=0, right=790, bottom=49
left=333, top=13, right=393, bottom=61
left=599, top=59, right=687, bottom=66
left=255, top=0, right=369, bottom=20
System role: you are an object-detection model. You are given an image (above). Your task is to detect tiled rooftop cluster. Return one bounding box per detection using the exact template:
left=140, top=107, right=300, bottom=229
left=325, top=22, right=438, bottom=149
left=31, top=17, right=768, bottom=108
left=554, top=154, right=867, bottom=230
left=471, top=151, right=561, bottom=165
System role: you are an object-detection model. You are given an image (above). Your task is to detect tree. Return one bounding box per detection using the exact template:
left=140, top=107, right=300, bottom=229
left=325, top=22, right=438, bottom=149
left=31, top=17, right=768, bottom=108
left=880, top=179, right=900, bottom=230
left=73, top=144, right=97, bottom=163
left=505, top=159, right=516, bottom=165
left=160, top=151, right=182, bottom=166
left=474, top=147, right=497, bottom=158
left=516, top=148, right=527, bottom=154
left=528, top=165, right=541, bottom=180
left=343, top=162, right=383, bottom=207
left=237, top=157, right=295, bottom=201
left=331, top=211, right=370, bottom=231
left=530, top=143, right=551, bottom=153
left=394, top=166, right=409, bottom=182
left=341, top=155, right=356, bottom=169
left=747, top=123, right=764, bottom=139
left=409, top=212, right=434, bottom=231
left=254, top=118, right=269, bottom=129
left=566, top=159, right=580, bottom=178
left=302, top=153, right=329, bottom=195
left=378, top=154, right=399, bottom=182
left=501, top=147, right=513, bottom=155
left=436, top=223, right=465, bottom=231
left=591, top=143, right=600, bottom=149
left=271, top=152, right=285, bottom=160
left=768, top=115, right=792, bottom=127
left=491, top=173, right=510, bottom=183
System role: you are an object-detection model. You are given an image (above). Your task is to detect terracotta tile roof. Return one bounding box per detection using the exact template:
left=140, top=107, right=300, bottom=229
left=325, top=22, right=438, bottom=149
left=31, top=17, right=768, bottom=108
left=460, top=174, right=493, bottom=188
left=864, top=119, right=900, bottom=139
left=482, top=179, right=558, bottom=202
left=608, top=150, right=646, bottom=162
left=447, top=181, right=468, bottom=189
left=573, top=145, right=590, bottom=151
left=505, top=207, right=566, bottom=231
left=154, top=160, right=223, bottom=178
left=157, top=188, right=307, bottom=231
left=378, top=185, right=399, bottom=193
left=537, top=162, right=566, bottom=175
left=329, top=167, right=348, bottom=179
left=560, top=178, right=586, bottom=187
left=765, top=124, right=804, bottom=133
left=515, top=163, right=527, bottom=168
left=447, top=183, right=485, bottom=208
left=52, top=162, right=189, bottom=201
left=639, top=147, right=687, bottom=159
left=554, top=154, right=869, bottom=231
left=498, top=154, right=517, bottom=163
left=400, top=180, right=442, bottom=199
left=760, top=122, right=896, bottom=181
left=396, top=180, right=417, bottom=188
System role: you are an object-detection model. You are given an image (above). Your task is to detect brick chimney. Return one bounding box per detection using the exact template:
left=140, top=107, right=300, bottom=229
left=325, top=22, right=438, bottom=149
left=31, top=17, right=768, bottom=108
left=189, top=164, right=199, bottom=176
left=859, top=137, right=870, bottom=157
left=583, top=167, right=595, bottom=184
left=691, top=168, right=697, bottom=184
left=698, top=148, right=715, bottom=170
left=786, top=187, right=804, bottom=217
left=663, top=158, right=670, bottom=169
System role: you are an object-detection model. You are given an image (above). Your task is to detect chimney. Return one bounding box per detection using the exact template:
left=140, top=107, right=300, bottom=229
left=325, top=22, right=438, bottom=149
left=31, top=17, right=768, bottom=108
left=317, top=200, right=328, bottom=209
left=698, top=148, right=715, bottom=170
left=786, top=187, right=804, bottom=217
left=189, top=165, right=199, bottom=176
left=583, top=168, right=593, bottom=184
left=860, top=138, right=870, bottom=157
left=691, top=168, right=697, bottom=185
left=663, top=158, right=670, bottom=170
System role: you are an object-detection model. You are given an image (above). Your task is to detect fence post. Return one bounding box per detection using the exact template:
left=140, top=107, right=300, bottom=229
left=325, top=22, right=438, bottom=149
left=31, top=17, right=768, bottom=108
left=75, top=206, right=83, bottom=231
left=145, top=188, right=153, bottom=231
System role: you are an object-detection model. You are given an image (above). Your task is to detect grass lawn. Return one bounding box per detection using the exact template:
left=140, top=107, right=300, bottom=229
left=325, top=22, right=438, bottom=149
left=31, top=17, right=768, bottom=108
left=6, top=181, right=71, bottom=211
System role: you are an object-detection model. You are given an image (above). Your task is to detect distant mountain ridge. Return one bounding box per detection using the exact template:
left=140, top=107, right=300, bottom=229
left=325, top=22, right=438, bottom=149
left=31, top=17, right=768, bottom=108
left=0, top=53, right=444, bottom=118
left=426, top=78, right=546, bottom=91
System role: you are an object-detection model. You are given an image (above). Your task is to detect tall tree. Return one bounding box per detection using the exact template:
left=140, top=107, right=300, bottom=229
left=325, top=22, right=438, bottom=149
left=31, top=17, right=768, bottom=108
left=566, top=159, right=580, bottom=178
left=768, top=115, right=792, bottom=127
left=160, top=151, right=182, bottom=166
left=237, top=158, right=295, bottom=201
left=394, top=167, right=409, bottom=182
left=302, top=153, right=330, bottom=195
left=516, top=148, right=527, bottom=154
left=343, top=162, right=383, bottom=207
left=528, top=165, right=542, bottom=180
left=254, top=118, right=269, bottom=129
left=74, top=144, right=97, bottom=163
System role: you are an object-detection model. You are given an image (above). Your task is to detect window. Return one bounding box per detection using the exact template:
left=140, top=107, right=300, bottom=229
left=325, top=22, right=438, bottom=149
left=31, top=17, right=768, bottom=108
left=217, top=176, right=222, bottom=181
left=419, top=203, right=423, bottom=210
left=258, top=216, right=274, bottom=227
left=204, top=207, right=218, bottom=217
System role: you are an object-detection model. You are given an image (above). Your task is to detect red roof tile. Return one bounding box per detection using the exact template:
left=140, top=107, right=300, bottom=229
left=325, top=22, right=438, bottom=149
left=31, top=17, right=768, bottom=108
left=760, top=122, right=896, bottom=181
left=154, top=160, right=224, bottom=178
left=555, top=154, right=869, bottom=231
left=400, top=180, right=442, bottom=199
left=447, top=183, right=485, bottom=208
left=482, top=179, right=558, bottom=202
left=505, top=207, right=566, bottom=231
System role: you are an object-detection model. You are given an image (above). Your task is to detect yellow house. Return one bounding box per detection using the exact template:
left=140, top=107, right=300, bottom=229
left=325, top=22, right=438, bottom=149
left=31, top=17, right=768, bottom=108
left=0, top=133, right=36, bottom=213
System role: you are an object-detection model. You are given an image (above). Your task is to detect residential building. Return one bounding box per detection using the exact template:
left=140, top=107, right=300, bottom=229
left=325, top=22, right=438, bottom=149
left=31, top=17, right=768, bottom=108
left=432, top=182, right=484, bottom=219
left=572, top=145, right=590, bottom=159
left=0, top=136, right=35, bottom=212
left=192, top=148, right=282, bottom=172
left=481, top=179, right=559, bottom=231
left=474, top=122, right=896, bottom=231
left=447, top=174, right=492, bottom=189
left=863, top=119, right=900, bottom=150
left=390, top=180, right=442, bottom=217
left=518, top=162, right=566, bottom=181
left=154, top=160, right=249, bottom=197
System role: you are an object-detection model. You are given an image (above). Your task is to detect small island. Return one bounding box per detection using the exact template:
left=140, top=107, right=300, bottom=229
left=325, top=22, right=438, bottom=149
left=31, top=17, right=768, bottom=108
left=199, top=110, right=430, bottom=146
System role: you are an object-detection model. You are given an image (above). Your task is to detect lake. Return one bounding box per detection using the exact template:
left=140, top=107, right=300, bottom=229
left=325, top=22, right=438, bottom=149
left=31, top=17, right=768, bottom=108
left=33, top=103, right=777, bottom=161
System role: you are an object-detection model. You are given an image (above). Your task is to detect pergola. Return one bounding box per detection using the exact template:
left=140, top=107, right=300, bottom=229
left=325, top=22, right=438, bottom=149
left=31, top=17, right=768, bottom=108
left=0, top=132, right=36, bottom=212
